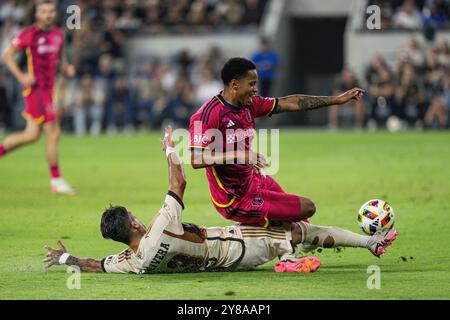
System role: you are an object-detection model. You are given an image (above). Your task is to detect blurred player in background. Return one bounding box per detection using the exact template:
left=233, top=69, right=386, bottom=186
left=251, top=36, right=280, bottom=97
left=189, top=57, right=364, bottom=227
left=328, top=66, right=365, bottom=130
left=0, top=0, right=76, bottom=195
left=43, top=127, right=397, bottom=274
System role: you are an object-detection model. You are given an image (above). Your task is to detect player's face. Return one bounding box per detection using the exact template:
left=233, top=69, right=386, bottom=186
left=35, top=3, right=57, bottom=28
left=129, top=213, right=146, bottom=235
left=237, top=70, right=258, bottom=106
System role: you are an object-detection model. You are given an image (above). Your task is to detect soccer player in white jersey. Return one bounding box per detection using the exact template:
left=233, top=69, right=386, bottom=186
left=43, top=127, right=397, bottom=274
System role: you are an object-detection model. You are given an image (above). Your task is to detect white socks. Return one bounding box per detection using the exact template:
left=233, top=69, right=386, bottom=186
left=298, top=222, right=371, bottom=249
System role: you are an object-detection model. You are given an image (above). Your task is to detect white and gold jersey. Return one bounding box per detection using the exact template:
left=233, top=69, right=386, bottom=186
left=102, top=192, right=294, bottom=274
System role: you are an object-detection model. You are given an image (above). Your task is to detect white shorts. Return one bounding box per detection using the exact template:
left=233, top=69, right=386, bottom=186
left=235, top=225, right=295, bottom=270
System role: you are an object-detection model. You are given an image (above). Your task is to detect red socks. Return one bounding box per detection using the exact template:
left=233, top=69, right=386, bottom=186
left=50, top=165, right=61, bottom=179
left=0, top=145, right=6, bottom=157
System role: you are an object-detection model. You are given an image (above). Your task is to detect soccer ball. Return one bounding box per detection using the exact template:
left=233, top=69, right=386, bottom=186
left=357, top=199, right=396, bottom=235
left=386, top=116, right=402, bottom=133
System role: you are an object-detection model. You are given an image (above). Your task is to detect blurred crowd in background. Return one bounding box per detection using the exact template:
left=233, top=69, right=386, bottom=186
left=330, top=36, right=450, bottom=130
left=0, top=0, right=449, bottom=134
left=368, top=0, right=450, bottom=29
left=0, top=0, right=269, bottom=135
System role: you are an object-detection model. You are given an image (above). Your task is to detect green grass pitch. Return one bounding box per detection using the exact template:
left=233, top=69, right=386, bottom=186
left=0, top=130, right=449, bottom=299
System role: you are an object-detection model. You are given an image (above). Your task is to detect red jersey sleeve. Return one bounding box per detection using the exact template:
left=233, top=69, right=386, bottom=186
left=189, top=106, right=220, bottom=150
left=249, top=95, right=279, bottom=118
left=12, top=27, right=32, bottom=51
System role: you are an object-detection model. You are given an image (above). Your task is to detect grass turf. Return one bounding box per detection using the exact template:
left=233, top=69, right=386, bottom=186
left=0, top=130, right=449, bottom=299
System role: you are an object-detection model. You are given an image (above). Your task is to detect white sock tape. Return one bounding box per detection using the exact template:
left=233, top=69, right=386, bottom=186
left=59, top=253, right=70, bottom=265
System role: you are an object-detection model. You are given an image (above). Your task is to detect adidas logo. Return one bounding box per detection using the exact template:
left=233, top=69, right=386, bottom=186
left=227, top=120, right=235, bottom=128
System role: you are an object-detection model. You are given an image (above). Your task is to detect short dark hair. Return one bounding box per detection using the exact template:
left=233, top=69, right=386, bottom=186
left=221, top=57, right=256, bottom=85
left=100, top=206, right=132, bottom=244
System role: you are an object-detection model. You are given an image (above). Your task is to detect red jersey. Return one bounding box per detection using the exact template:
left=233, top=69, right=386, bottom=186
left=12, top=25, right=64, bottom=96
left=189, top=93, right=279, bottom=208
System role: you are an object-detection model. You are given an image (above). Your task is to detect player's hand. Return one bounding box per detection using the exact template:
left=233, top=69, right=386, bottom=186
left=43, top=240, right=67, bottom=269
left=255, top=153, right=269, bottom=170
left=248, top=152, right=269, bottom=173
left=160, top=125, right=175, bottom=151
left=19, top=74, right=36, bottom=87
left=63, top=64, right=76, bottom=78
left=337, top=87, right=365, bottom=104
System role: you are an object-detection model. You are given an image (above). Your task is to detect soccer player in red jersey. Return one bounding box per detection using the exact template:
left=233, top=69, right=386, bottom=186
left=0, top=0, right=76, bottom=195
left=189, top=57, right=364, bottom=227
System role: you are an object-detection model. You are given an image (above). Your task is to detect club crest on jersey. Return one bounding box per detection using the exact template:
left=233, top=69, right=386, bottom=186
left=252, top=198, right=264, bottom=207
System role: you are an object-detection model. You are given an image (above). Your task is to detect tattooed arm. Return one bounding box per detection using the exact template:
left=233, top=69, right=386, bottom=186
left=44, top=240, right=104, bottom=273
left=275, top=87, right=365, bottom=114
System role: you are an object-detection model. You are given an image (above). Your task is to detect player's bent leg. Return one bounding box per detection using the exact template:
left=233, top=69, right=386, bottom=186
left=0, top=120, right=41, bottom=156
left=299, top=197, right=316, bottom=220
left=263, top=190, right=303, bottom=222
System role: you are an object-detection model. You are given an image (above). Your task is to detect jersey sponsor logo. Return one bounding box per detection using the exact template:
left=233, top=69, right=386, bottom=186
left=37, top=44, right=59, bottom=54
left=193, top=134, right=210, bottom=145
left=226, top=120, right=235, bottom=128
left=38, top=37, right=46, bottom=44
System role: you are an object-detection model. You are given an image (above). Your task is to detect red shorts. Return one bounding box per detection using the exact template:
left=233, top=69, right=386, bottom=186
left=214, top=174, right=302, bottom=225
left=22, top=88, right=56, bottom=125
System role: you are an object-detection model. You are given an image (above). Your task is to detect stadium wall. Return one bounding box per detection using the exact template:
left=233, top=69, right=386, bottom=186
left=126, top=33, right=260, bottom=61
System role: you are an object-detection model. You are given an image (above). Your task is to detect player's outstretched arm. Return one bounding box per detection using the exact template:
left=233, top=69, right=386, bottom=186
left=275, top=87, right=365, bottom=114
left=43, top=240, right=104, bottom=273
left=161, top=126, right=187, bottom=200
